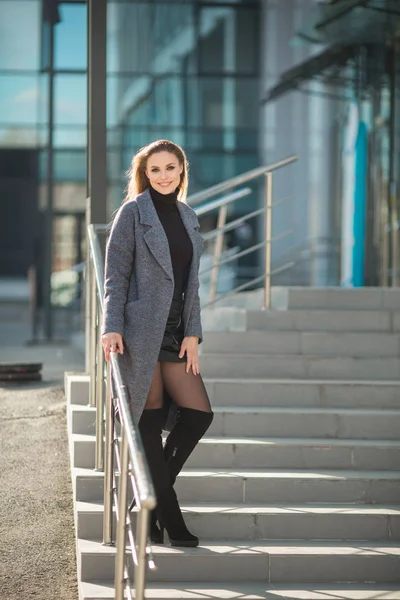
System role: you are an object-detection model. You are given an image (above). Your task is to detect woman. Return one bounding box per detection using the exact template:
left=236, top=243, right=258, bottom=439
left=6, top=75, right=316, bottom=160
left=101, top=140, right=213, bottom=548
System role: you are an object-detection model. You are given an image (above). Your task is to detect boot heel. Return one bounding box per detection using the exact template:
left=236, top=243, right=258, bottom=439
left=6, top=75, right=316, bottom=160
left=158, top=521, right=198, bottom=548
left=150, top=511, right=164, bottom=545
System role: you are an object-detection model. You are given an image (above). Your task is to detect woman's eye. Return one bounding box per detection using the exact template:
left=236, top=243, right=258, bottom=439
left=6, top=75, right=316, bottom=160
left=151, top=168, right=159, bottom=173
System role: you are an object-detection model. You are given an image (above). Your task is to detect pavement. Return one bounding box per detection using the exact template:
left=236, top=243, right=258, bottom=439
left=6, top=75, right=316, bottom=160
left=0, top=288, right=85, bottom=600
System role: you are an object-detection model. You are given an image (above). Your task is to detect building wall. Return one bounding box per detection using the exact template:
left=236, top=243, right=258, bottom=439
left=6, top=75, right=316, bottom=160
left=260, top=0, right=340, bottom=285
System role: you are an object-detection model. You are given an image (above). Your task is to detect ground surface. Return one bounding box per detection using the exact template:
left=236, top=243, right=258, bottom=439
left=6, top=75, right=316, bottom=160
left=0, top=299, right=84, bottom=600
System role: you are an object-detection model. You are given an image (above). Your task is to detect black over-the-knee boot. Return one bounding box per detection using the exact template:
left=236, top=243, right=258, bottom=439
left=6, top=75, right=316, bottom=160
left=164, top=407, right=214, bottom=485
left=138, top=408, right=198, bottom=547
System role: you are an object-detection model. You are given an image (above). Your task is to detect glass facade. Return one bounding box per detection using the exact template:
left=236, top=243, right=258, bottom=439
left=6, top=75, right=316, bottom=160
left=0, top=0, right=261, bottom=313
left=2, top=0, right=399, bottom=326
left=107, top=1, right=261, bottom=215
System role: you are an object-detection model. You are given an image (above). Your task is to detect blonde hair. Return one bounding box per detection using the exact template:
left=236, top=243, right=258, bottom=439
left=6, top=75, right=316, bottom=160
left=124, top=139, right=189, bottom=203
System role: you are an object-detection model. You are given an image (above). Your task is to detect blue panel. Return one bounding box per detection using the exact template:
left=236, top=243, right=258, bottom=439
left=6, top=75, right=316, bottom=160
left=352, top=121, right=367, bottom=287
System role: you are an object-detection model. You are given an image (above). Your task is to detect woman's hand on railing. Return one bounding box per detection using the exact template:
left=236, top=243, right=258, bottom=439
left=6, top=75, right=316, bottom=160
left=101, top=332, right=124, bottom=362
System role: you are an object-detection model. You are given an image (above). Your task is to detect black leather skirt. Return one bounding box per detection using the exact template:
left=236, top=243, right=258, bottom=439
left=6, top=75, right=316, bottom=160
left=158, top=291, right=186, bottom=362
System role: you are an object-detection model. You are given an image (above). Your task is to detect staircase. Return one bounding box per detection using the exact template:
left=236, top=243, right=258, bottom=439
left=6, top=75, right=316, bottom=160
left=66, top=287, right=400, bottom=600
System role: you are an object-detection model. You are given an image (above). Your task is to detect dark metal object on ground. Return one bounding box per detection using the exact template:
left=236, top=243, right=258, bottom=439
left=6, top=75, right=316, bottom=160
left=0, top=363, right=42, bottom=382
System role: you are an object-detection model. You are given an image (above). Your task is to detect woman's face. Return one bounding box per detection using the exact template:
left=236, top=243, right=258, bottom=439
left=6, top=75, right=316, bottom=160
left=145, top=151, right=183, bottom=195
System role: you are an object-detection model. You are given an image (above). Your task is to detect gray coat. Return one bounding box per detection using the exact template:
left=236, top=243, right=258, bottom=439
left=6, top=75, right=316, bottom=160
left=102, top=188, right=204, bottom=424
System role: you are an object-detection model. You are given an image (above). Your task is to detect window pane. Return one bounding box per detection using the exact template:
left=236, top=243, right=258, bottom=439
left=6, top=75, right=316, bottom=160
left=0, top=75, right=39, bottom=125
left=54, top=127, right=86, bottom=148
left=0, top=1, right=40, bottom=70
left=235, top=8, right=260, bottom=75
left=0, top=126, right=38, bottom=147
left=55, top=3, right=87, bottom=70
left=54, top=75, right=87, bottom=126
left=199, top=7, right=226, bottom=74
left=199, top=6, right=259, bottom=75
left=108, top=3, right=194, bottom=75
left=53, top=183, right=86, bottom=211
left=54, top=150, right=86, bottom=181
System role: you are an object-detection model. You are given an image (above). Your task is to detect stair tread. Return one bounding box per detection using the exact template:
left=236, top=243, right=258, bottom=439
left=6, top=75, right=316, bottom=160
left=201, top=353, right=400, bottom=360
left=76, top=501, right=400, bottom=515
left=72, top=433, right=400, bottom=447
left=74, top=466, right=400, bottom=479
left=206, top=330, right=400, bottom=334
left=212, top=406, right=400, bottom=414
left=204, top=377, right=400, bottom=385
left=80, top=580, right=400, bottom=600
left=79, top=538, right=400, bottom=555
left=179, top=468, right=400, bottom=479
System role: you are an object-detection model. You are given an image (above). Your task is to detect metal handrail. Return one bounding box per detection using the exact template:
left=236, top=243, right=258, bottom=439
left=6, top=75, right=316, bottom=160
left=187, top=155, right=297, bottom=206
left=86, top=223, right=156, bottom=600
left=195, top=187, right=252, bottom=216
left=190, top=156, right=298, bottom=307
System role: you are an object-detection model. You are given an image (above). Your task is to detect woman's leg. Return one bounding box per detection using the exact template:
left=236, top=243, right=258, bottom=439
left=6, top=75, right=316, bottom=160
left=143, top=361, right=163, bottom=409
left=138, top=362, right=198, bottom=546
left=160, top=361, right=212, bottom=412
left=160, top=362, right=214, bottom=485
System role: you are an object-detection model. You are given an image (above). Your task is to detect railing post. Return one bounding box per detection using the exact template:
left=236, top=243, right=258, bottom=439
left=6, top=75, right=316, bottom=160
left=264, top=172, right=273, bottom=309
left=115, top=429, right=129, bottom=600
left=89, top=262, right=97, bottom=407
left=84, top=226, right=91, bottom=375
left=209, top=204, right=228, bottom=303
left=95, top=315, right=105, bottom=471
left=135, top=507, right=150, bottom=600
left=103, top=362, right=114, bottom=545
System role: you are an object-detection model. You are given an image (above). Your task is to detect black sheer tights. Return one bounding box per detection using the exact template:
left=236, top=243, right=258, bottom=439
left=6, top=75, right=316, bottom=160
left=144, top=361, right=212, bottom=413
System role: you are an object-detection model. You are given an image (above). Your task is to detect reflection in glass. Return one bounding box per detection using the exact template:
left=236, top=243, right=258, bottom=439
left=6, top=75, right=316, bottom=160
left=54, top=74, right=87, bottom=125
left=54, top=150, right=86, bottom=181
left=0, top=0, right=40, bottom=70
left=54, top=127, right=86, bottom=148
left=0, top=75, right=39, bottom=125
left=54, top=3, right=87, bottom=70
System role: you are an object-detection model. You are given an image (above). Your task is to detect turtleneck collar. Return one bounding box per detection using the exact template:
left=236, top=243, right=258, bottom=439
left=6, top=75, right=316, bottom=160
left=149, top=185, right=178, bottom=212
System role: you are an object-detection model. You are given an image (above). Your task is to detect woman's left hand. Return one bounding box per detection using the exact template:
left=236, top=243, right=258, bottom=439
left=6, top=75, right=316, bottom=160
left=179, top=336, right=200, bottom=375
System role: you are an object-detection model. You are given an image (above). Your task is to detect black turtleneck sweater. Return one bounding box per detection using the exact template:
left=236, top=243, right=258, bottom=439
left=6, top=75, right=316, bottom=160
left=149, top=186, right=193, bottom=296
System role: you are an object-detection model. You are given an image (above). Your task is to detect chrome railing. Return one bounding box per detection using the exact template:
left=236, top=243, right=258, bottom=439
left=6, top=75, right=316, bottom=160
left=188, top=155, right=298, bottom=307
left=86, top=223, right=156, bottom=600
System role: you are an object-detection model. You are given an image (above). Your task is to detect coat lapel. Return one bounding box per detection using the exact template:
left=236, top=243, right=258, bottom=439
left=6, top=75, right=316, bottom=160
left=136, top=189, right=204, bottom=283
left=176, top=201, right=204, bottom=268
left=136, top=189, right=174, bottom=281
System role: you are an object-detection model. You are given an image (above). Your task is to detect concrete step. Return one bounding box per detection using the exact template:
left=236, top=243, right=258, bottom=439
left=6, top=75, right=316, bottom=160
left=201, top=332, right=400, bottom=358
left=270, top=287, right=400, bottom=311
left=66, top=377, right=400, bottom=413
left=208, top=407, right=400, bottom=440
left=69, top=405, right=400, bottom=441
left=70, top=404, right=96, bottom=435
left=65, top=373, right=90, bottom=406
left=202, top=307, right=400, bottom=333
left=80, top=580, right=400, bottom=600
left=187, top=438, right=400, bottom=471
left=75, top=467, right=400, bottom=505
left=72, top=434, right=400, bottom=471
left=246, top=309, right=400, bottom=333
left=200, top=354, right=400, bottom=380
left=78, top=538, right=400, bottom=583
left=76, top=501, right=400, bottom=542
left=204, top=378, right=400, bottom=409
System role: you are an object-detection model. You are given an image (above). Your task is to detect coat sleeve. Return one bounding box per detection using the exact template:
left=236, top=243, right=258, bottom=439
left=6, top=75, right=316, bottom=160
left=184, top=212, right=203, bottom=344
left=102, top=202, right=136, bottom=335
left=184, top=288, right=203, bottom=344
